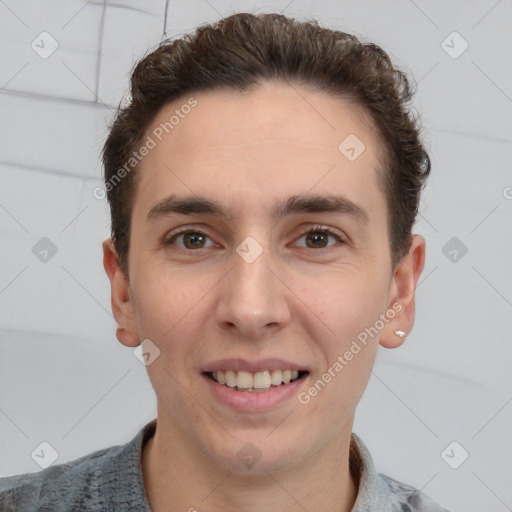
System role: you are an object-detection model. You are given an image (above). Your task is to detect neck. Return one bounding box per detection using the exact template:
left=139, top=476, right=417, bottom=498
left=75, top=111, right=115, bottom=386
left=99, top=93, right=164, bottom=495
left=142, top=416, right=358, bottom=512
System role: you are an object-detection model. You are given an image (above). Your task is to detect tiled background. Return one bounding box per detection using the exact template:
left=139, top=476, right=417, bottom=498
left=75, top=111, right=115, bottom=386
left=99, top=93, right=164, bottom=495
left=0, top=1, right=511, bottom=510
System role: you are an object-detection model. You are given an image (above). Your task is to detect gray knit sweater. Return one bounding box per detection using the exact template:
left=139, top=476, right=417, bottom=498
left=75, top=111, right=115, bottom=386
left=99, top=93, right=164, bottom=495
left=0, top=419, right=451, bottom=511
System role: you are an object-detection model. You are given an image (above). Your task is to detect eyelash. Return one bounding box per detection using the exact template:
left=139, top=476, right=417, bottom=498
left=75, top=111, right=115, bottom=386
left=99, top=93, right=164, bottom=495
left=164, top=224, right=345, bottom=251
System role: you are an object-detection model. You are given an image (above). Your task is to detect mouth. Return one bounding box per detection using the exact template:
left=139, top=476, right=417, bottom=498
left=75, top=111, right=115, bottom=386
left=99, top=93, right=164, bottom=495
left=203, top=369, right=309, bottom=392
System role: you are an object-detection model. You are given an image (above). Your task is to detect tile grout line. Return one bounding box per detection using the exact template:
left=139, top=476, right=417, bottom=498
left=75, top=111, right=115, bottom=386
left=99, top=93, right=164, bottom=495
left=0, top=159, right=102, bottom=182
left=0, top=87, right=114, bottom=109
left=94, top=0, right=108, bottom=103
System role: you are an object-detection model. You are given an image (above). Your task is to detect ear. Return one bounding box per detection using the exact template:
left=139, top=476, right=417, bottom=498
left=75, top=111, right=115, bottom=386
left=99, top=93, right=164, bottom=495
left=102, top=238, right=140, bottom=347
left=379, top=234, right=426, bottom=349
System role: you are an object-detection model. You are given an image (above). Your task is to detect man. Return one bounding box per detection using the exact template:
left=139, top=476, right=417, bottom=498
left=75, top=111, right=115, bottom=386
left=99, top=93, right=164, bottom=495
left=0, top=12, right=450, bottom=511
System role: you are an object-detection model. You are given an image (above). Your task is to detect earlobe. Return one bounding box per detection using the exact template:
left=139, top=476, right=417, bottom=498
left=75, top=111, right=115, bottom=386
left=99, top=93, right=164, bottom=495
left=102, top=239, right=140, bottom=348
left=116, top=326, right=140, bottom=348
left=379, top=234, right=426, bottom=349
left=379, top=313, right=408, bottom=349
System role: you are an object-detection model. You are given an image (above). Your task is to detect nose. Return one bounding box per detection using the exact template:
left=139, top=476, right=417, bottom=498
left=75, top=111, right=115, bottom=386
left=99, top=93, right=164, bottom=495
left=216, top=244, right=291, bottom=341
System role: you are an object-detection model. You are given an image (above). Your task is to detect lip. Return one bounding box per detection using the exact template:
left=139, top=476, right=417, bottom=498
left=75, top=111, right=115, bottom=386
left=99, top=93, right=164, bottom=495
left=202, top=371, right=309, bottom=412
left=202, top=357, right=308, bottom=373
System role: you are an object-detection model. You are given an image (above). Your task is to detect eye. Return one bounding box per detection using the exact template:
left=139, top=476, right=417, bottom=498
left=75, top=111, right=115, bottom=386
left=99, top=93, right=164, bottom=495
left=294, top=225, right=345, bottom=249
left=164, top=229, right=216, bottom=250
left=163, top=225, right=345, bottom=252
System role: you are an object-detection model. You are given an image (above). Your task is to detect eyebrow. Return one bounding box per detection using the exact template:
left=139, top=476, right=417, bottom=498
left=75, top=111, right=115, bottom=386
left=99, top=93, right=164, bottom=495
left=147, top=194, right=369, bottom=225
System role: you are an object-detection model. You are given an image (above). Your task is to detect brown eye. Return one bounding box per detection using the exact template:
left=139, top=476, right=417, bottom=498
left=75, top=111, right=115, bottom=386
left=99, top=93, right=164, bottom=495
left=295, top=226, right=344, bottom=250
left=305, top=231, right=330, bottom=248
left=182, top=232, right=207, bottom=249
left=165, top=230, right=215, bottom=250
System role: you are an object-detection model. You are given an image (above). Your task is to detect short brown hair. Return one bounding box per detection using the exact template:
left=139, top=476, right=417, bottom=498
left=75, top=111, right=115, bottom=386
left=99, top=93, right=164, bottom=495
left=102, top=12, right=430, bottom=275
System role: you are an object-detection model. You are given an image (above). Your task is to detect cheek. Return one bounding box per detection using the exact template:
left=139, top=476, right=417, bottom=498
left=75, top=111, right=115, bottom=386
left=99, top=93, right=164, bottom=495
left=134, top=262, right=201, bottom=319
left=132, top=265, right=223, bottom=363
left=304, top=273, right=385, bottom=339
left=301, top=272, right=386, bottom=398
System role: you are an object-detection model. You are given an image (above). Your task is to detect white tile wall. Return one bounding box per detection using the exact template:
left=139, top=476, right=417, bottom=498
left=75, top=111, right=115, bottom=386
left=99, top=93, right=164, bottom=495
left=0, top=0, right=104, bottom=101
left=98, top=2, right=167, bottom=106
left=0, top=93, right=109, bottom=177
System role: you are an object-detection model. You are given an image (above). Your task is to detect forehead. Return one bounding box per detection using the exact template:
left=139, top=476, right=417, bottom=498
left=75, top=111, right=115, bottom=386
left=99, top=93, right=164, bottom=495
left=133, top=82, right=386, bottom=223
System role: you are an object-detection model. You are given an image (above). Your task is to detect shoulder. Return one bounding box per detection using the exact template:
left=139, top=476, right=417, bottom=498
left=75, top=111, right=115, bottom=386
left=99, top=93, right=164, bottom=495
left=0, top=443, right=126, bottom=512
left=0, top=419, right=155, bottom=511
left=377, top=473, right=453, bottom=512
left=350, top=433, right=452, bottom=512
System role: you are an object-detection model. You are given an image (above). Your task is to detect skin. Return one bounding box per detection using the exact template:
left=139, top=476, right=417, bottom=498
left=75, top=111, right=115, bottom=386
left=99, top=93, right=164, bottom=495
left=103, top=81, right=425, bottom=511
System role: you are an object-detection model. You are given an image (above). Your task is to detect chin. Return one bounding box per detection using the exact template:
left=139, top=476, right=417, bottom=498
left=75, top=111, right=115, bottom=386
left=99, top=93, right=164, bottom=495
left=203, top=429, right=307, bottom=476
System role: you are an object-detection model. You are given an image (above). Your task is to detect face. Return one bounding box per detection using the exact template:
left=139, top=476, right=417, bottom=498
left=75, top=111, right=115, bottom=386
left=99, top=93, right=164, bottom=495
left=103, top=81, right=425, bottom=474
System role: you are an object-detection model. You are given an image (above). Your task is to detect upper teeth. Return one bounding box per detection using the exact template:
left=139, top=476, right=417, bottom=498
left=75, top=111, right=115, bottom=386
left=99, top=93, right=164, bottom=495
left=213, top=369, right=300, bottom=389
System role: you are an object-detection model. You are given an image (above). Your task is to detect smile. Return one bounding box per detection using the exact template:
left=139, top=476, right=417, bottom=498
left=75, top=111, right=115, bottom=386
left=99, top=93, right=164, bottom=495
left=205, top=369, right=307, bottom=392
